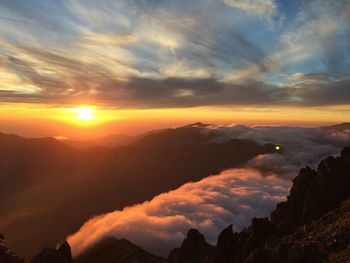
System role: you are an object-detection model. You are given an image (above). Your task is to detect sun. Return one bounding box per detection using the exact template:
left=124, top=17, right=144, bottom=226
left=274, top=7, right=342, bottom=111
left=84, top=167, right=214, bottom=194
left=74, top=107, right=94, bottom=121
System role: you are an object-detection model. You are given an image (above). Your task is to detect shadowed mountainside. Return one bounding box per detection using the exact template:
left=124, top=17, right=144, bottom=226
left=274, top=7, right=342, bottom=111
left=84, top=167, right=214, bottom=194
left=0, top=123, right=277, bottom=259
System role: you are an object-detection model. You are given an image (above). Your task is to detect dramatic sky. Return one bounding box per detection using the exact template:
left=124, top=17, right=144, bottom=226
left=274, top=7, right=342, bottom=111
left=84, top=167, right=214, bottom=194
left=0, top=0, right=349, bottom=137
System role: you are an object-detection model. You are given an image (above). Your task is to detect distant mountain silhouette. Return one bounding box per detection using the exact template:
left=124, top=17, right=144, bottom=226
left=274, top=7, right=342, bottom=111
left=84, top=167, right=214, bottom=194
left=0, top=124, right=277, bottom=258
left=63, top=128, right=168, bottom=149
left=321, top=123, right=350, bottom=131
left=73, top=146, right=350, bottom=262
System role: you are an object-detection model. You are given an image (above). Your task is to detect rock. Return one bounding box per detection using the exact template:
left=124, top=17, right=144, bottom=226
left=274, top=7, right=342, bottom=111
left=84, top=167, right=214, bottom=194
left=0, top=235, right=24, bottom=263
left=168, top=229, right=214, bottom=263
left=75, top=237, right=165, bottom=263
left=58, top=241, right=72, bottom=261
left=30, top=241, right=73, bottom=263
left=213, top=225, right=238, bottom=263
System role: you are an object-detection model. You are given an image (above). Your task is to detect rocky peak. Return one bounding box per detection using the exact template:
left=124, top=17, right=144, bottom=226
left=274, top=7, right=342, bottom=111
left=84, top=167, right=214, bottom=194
left=168, top=229, right=213, bottom=263
left=271, top=146, right=350, bottom=227
left=58, top=241, right=72, bottom=261
left=30, top=241, right=73, bottom=263
left=75, top=236, right=165, bottom=263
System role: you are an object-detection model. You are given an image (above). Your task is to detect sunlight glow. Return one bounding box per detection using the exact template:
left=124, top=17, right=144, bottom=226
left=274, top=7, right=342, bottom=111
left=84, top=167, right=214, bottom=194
left=74, top=107, right=94, bottom=121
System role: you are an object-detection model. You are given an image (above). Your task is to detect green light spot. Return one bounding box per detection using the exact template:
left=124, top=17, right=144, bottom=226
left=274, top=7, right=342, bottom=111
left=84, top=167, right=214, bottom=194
left=275, top=146, right=280, bottom=150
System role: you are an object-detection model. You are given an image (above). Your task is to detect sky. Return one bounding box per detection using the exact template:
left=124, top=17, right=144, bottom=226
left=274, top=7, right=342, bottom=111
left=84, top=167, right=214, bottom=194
left=0, top=0, right=349, bottom=137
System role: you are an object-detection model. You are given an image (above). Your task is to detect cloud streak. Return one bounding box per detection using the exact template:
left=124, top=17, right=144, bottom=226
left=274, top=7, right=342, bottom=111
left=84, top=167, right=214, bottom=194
left=0, top=0, right=349, bottom=108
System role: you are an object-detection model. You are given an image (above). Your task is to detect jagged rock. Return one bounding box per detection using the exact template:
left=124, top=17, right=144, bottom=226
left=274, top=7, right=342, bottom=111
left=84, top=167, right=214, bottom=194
left=168, top=229, right=214, bottom=263
left=30, top=241, right=73, bottom=263
left=213, top=225, right=238, bottom=263
left=0, top=235, right=24, bottom=263
left=75, top=237, right=165, bottom=263
left=272, top=146, right=350, bottom=228
left=58, top=241, right=72, bottom=261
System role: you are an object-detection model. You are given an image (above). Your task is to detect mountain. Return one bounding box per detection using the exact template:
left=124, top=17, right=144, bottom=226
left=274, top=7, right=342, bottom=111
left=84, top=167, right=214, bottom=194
left=321, top=123, right=350, bottom=131
left=63, top=128, right=168, bottom=149
left=30, top=241, right=73, bottom=263
left=72, top=146, right=350, bottom=263
left=0, top=124, right=276, bottom=258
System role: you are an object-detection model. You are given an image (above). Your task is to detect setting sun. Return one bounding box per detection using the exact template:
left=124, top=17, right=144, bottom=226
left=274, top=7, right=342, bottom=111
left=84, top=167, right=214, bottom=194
left=74, top=107, right=94, bottom=121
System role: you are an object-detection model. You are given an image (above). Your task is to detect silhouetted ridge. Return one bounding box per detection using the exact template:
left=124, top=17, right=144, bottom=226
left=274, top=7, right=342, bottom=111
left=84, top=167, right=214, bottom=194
left=75, top=237, right=165, bottom=263
left=168, top=229, right=214, bottom=263
left=271, top=145, right=350, bottom=227
left=30, top=241, right=73, bottom=263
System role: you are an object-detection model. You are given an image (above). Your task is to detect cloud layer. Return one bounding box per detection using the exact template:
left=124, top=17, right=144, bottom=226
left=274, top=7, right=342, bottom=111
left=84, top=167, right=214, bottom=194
left=205, top=124, right=345, bottom=178
left=67, top=168, right=290, bottom=257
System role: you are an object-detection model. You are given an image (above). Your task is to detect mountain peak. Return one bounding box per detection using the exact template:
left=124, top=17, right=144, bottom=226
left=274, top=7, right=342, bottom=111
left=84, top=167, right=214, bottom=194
left=30, top=241, right=72, bottom=263
left=182, top=122, right=211, bottom=128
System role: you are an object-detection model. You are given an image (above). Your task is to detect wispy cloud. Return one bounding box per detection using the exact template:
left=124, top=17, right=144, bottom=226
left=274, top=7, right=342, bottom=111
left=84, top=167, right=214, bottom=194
left=0, top=0, right=349, bottom=108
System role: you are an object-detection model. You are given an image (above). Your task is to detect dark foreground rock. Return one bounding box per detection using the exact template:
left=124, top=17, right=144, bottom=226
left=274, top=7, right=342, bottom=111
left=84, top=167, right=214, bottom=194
left=75, top=237, right=165, bottom=263
left=168, top=229, right=214, bottom=263
left=0, top=235, right=24, bottom=263
left=30, top=241, right=73, bottom=263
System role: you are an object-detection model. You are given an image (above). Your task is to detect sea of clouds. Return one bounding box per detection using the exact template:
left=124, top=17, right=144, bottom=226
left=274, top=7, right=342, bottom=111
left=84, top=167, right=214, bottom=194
left=67, top=124, right=349, bottom=257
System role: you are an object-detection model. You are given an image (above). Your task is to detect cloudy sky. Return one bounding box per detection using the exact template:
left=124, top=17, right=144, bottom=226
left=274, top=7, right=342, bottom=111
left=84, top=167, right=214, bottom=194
left=0, top=0, right=349, bottom=136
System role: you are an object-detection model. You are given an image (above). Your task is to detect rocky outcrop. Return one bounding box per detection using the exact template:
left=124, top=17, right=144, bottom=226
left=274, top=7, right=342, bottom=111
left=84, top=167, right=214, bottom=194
left=30, top=241, right=73, bottom=263
left=0, top=234, right=24, bottom=263
left=271, top=147, right=350, bottom=227
left=168, top=229, right=214, bottom=263
left=75, top=237, right=165, bottom=263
